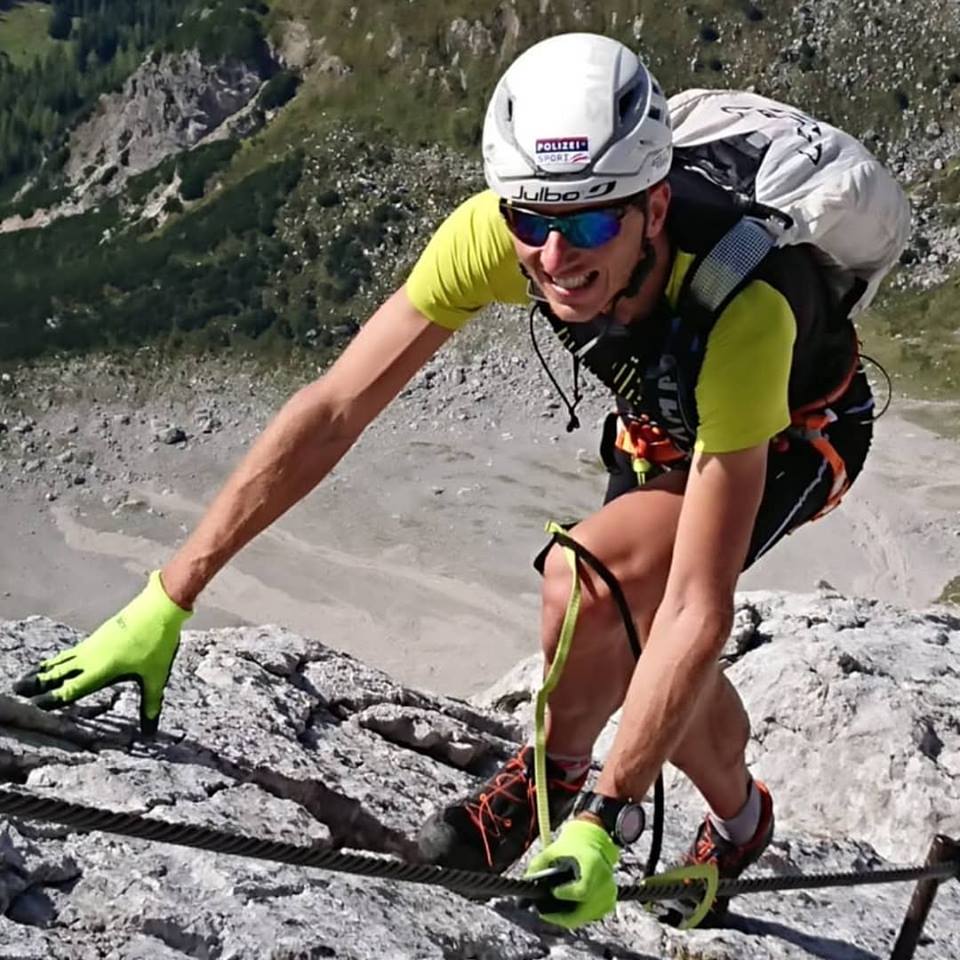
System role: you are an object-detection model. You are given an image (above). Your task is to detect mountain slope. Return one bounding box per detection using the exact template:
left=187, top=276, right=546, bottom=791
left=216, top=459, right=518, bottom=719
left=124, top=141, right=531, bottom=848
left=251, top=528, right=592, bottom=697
left=1, top=1, right=959, bottom=417
left=1, top=593, right=959, bottom=958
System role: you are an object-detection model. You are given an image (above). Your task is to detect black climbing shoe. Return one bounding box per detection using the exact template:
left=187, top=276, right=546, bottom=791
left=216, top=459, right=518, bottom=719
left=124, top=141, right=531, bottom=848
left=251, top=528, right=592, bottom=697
left=418, top=745, right=586, bottom=874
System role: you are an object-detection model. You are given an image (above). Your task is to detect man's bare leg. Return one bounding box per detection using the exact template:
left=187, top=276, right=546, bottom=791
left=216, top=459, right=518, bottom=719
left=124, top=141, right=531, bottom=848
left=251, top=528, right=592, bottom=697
left=419, top=469, right=755, bottom=872
left=539, top=470, right=750, bottom=816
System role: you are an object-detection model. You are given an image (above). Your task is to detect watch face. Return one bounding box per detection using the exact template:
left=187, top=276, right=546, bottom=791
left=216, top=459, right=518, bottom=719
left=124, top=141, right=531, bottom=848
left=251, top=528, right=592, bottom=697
left=616, top=804, right=645, bottom=844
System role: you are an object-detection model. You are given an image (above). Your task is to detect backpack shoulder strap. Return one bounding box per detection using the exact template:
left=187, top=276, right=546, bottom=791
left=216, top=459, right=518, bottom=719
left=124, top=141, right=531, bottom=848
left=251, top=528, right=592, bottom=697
left=677, top=217, right=779, bottom=331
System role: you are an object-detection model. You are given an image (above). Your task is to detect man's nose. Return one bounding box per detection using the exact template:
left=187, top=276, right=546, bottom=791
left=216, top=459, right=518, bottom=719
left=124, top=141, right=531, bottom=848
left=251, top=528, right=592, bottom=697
left=539, top=230, right=575, bottom=274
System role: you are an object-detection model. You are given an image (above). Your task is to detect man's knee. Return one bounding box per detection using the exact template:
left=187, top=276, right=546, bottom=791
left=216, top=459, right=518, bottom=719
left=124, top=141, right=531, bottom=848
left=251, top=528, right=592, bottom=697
left=540, top=544, right=575, bottom=660
left=540, top=541, right=649, bottom=659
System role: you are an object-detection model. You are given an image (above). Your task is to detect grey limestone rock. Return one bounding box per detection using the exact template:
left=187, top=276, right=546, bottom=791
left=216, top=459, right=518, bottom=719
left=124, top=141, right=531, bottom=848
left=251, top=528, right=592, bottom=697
left=151, top=423, right=188, bottom=446
left=0, top=591, right=958, bottom=958
left=66, top=52, right=265, bottom=194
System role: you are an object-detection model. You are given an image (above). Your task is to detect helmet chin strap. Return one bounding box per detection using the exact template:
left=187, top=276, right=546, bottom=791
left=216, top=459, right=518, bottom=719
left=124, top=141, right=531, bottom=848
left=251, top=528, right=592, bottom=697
left=601, top=190, right=657, bottom=323
left=526, top=190, right=659, bottom=432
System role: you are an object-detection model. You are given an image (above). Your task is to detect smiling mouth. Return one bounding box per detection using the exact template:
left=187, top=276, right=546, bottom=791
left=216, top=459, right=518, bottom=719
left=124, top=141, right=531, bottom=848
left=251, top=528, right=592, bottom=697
left=544, top=271, right=600, bottom=294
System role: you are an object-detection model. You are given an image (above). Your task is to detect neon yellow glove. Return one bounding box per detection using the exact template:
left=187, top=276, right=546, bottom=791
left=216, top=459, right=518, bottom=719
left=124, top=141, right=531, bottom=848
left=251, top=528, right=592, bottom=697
left=14, top=571, right=191, bottom=736
left=525, top=819, right=620, bottom=929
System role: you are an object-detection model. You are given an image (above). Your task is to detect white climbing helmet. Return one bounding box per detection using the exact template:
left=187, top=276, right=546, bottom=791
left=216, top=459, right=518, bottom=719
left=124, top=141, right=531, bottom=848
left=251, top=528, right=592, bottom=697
left=483, top=33, right=673, bottom=206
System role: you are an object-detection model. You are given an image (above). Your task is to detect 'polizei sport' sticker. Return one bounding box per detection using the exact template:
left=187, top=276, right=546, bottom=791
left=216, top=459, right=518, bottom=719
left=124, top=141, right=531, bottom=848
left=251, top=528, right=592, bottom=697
left=535, top=137, right=590, bottom=166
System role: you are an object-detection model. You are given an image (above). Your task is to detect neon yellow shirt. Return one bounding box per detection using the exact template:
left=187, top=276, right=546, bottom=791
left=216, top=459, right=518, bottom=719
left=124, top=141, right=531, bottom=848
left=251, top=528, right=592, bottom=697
left=406, top=190, right=794, bottom=454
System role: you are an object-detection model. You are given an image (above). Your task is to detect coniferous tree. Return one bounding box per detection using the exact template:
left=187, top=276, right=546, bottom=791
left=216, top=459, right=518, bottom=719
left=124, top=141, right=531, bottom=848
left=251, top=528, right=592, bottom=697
left=49, top=6, right=73, bottom=41
left=0, top=0, right=208, bottom=187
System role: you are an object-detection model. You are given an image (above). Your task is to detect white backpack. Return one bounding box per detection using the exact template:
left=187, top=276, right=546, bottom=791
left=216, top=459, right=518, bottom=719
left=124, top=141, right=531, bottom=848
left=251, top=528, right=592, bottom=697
left=667, top=89, right=911, bottom=317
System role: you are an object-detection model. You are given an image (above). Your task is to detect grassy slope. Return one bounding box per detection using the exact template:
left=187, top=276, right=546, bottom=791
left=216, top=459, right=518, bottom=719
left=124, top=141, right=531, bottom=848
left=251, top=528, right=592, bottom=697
left=855, top=160, right=960, bottom=437
left=0, top=1, right=61, bottom=67
left=858, top=275, right=960, bottom=436
left=263, top=0, right=959, bottom=144
left=6, top=0, right=960, bottom=407
left=264, top=0, right=784, bottom=143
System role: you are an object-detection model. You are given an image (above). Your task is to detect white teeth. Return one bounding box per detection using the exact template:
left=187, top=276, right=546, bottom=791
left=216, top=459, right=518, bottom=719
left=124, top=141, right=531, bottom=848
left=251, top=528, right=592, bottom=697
left=550, top=273, right=592, bottom=290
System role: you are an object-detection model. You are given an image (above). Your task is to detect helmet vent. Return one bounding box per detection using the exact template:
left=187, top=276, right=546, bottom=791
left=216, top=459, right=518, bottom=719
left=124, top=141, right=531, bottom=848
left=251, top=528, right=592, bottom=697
left=618, top=89, right=639, bottom=122
left=507, top=98, right=514, bottom=121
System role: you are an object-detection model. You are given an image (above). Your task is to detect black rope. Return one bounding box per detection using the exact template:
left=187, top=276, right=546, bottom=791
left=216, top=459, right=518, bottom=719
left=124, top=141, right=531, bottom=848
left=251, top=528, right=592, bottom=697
left=548, top=530, right=641, bottom=661
left=859, top=352, right=893, bottom=421
left=0, top=787, right=535, bottom=900
left=649, top=773, right=664, bottom=879
left=528, top=306, right=582, bottom=432
left=621, top=860, right=960, bottom=903
left=545, top=529, right=663, bottom=877
left=0, top=788, right=956, bottom=904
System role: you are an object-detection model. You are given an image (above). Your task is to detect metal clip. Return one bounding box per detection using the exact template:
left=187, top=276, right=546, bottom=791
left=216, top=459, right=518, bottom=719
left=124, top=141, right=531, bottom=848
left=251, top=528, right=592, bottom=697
left=642, top=863, right=719, bottom=930
left=522, top=862, right=579, bottom=915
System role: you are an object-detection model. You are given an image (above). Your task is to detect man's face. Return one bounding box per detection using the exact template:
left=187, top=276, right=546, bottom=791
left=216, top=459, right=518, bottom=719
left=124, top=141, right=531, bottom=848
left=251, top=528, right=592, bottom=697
left=507, top=199, right=650, bottom=324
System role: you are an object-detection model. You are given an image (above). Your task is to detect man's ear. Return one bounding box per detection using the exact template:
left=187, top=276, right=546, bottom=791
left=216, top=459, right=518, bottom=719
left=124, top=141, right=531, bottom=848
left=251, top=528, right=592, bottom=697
left=645, top=180, right=671, bottom=238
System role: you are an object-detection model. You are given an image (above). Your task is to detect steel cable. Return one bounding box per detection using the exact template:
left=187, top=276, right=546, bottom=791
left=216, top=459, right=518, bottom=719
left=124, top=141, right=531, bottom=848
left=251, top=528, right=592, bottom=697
left=0, top=787, right=956, bottom=904
left=620, top=861, right=960, bottom=903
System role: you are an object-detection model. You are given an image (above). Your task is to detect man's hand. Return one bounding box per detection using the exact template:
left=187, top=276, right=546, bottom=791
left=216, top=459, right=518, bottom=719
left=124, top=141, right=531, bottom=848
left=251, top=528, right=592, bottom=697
left=525, top=819, right=620, bottom=929
left=14, top=571, right=191, bottom=736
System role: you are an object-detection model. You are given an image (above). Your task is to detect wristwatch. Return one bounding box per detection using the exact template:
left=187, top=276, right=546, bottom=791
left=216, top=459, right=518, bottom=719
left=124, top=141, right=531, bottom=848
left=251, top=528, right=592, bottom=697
left=573, top=791, right=646, bottom=846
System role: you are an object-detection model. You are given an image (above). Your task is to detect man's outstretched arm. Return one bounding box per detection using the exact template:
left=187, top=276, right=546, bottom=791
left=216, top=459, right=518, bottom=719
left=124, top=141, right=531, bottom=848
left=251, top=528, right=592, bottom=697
left=15, top=287, right=451, bottom=731
left=161, top=287, right=452, bottom=607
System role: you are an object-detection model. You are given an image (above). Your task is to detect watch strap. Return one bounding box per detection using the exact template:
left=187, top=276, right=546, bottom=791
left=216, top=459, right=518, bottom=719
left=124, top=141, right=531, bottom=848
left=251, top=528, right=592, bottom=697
left=574, top=791, right=644, bottom=845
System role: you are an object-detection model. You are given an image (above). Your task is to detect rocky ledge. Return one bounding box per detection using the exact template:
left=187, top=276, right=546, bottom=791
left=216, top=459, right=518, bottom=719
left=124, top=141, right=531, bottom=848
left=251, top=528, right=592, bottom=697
left=0, top=590, right=958, bottom=959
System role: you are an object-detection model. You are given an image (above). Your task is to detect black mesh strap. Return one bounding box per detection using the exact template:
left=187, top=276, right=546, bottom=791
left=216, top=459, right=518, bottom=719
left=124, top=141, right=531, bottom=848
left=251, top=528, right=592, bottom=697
left=679, top=217, right=779, bottom=332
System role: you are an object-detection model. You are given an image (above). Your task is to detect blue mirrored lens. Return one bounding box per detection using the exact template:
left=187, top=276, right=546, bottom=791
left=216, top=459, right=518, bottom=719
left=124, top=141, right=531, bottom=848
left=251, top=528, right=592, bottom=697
left=508, top=209, right=552, bottom=245
left=564, top=210, right=624, bottom=248
left=505, top=206, right=624, bottom=249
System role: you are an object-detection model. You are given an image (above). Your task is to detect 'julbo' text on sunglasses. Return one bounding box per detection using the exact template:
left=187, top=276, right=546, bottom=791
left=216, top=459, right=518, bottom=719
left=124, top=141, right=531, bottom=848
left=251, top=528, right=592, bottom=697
left=499, top=199, right=631, bottom=249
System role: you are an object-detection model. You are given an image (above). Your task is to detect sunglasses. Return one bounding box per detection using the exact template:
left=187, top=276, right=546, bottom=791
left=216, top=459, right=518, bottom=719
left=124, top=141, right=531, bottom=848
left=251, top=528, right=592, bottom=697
left=499, top=199, right=631, bottom=249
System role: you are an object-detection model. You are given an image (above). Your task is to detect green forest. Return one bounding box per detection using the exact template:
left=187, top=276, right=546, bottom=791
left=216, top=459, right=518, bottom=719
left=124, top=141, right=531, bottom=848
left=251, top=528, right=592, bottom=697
left=0, top=151, right=304, bottom=360
left=0, top=0, right=316, bottom=364
left=0, top=0, right=269, bottom=191
left=1, top=1, right=188, bottom=187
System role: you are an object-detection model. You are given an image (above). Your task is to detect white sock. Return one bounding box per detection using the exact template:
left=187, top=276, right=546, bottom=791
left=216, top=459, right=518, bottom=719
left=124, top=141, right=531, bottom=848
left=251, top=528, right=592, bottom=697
left=708, top=780, right=761, bottom=845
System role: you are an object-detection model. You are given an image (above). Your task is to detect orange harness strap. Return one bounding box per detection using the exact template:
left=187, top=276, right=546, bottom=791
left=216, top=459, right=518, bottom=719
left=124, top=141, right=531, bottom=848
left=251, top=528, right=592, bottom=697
left=612, top=339, right=861, bottom=512
left=614, top=415, right=687, bottom=482
left=784, top=342, right=862, bottom=521
left=801, top=419, right=849, bottom=520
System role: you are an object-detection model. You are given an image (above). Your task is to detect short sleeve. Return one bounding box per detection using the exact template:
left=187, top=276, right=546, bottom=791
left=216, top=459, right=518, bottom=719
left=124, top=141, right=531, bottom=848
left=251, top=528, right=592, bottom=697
left=405, top=191, right=530, bottom=330
left=694, top=280, right=796, bottom=454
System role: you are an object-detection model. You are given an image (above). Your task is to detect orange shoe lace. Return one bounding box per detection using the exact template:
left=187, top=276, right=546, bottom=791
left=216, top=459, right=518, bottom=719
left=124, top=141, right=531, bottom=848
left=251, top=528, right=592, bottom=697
left=464, top=750, right=582, bottom=869
left=692, top=821, right=725, bottom=864
left=464, top=752, right=534, bottom=868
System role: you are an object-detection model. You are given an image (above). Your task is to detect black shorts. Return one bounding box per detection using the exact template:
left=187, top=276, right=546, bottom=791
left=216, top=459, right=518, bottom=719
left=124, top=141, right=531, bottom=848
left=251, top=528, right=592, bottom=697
left=535, top=369, right=874, bottom=574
